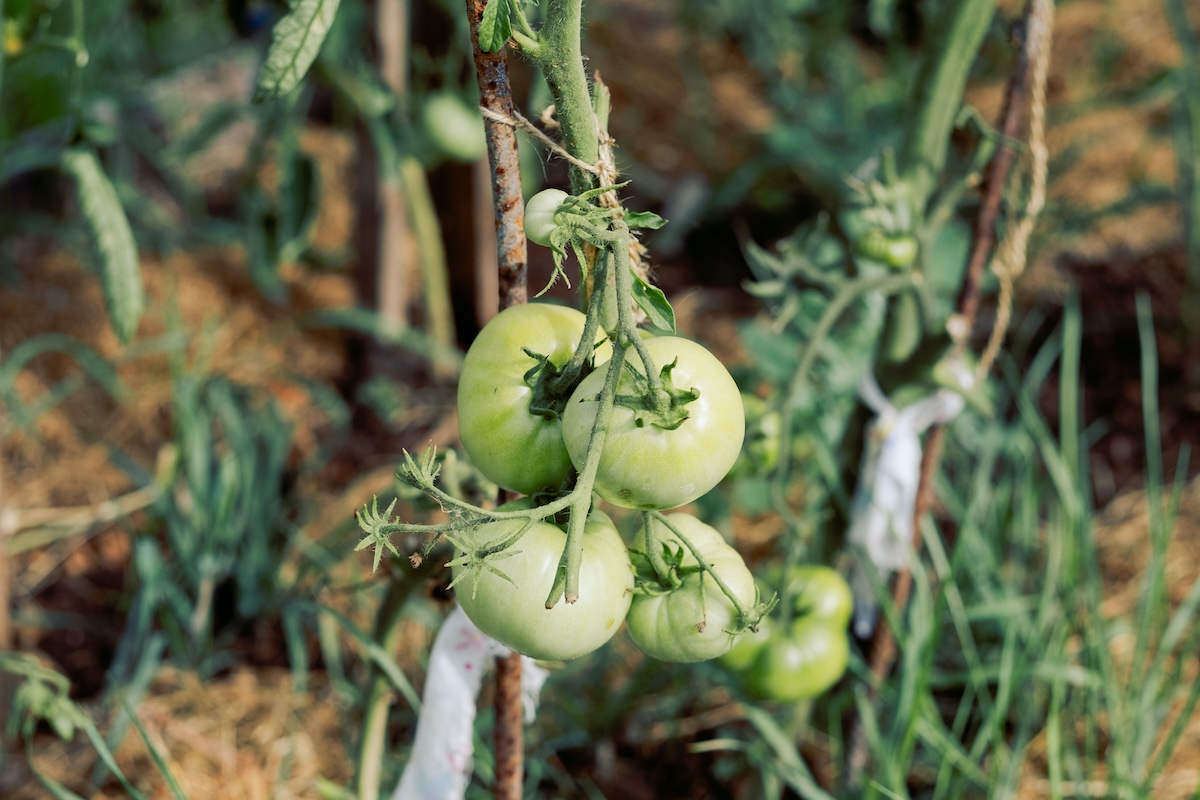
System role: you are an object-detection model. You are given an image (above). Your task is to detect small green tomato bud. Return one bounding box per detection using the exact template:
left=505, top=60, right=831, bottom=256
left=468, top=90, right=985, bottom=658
left=524, top=188, right=569, bottom=247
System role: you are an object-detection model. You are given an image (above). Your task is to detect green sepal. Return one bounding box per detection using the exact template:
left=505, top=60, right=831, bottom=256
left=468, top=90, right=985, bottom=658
left=613, top=357, right=699, bottom=431
left=521, top=346, right=593, bottom=420
left=629, top=543, right=686, bottom=595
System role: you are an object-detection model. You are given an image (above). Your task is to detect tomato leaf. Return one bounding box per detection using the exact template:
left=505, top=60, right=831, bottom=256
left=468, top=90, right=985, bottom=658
left=623, top=210, right=667, bottom=230
left=631, top=272, right=676, bottom=333
left=61, top=149, right=144, bottom=344
left=253, top=0, right=341, bottom=102
left=477, top=0, right=512, bottom=53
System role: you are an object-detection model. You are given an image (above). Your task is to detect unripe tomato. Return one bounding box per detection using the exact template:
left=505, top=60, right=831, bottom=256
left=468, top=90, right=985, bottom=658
left=744, top=618, right=849, bottom=702
left=453, top=507, right=634, bottom=661
left=422, top=92, right=487, bottom=162
left=625, top=514, right=757, bottom=662
left=562, top=337, right=745, bottom=510
left=524, top=188, right=569, bottom=247
left=722, top=564, right=854, bottom=702
left=786, top=565, right=854, bottom=628
left=457, top=303, right=606, bottom=495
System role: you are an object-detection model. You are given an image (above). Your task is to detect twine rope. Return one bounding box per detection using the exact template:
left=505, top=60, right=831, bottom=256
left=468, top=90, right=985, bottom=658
left=976, top=2, right=1054, bottom=381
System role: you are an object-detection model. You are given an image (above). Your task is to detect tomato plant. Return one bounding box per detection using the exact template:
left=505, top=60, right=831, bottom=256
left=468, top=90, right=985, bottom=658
left=561, top=336, right=745, bottom=510
left=452, top=507, right=634, bottom=661
left=524, top=188, right=569, bottom=247
left=626, top=513, right=757, bottom=662
left=457, top=303, right=604, bottom=496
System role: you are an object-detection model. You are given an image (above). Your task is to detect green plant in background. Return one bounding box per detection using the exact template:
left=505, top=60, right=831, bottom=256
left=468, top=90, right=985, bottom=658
left=1, top=652, right=186, bottom=798
left=3, top=0, right=1200, bottom=798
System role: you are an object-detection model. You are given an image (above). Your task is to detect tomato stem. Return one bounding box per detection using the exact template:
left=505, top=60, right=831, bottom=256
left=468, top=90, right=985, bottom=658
left=528, top=0, right=598, bottom=195
left=546, top=223, right=643, bottom=606
left=640, top=512, right=678, bottom=589
left=649, top=511, right=757, bottom=628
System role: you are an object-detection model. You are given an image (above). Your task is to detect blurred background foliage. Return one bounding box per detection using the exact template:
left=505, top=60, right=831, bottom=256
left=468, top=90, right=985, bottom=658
left=2, top=0, right=1200, bottom=798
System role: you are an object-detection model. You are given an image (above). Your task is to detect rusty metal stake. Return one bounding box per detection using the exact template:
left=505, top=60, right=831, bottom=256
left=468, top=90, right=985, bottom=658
left=465, top=2, right=529, bottom=796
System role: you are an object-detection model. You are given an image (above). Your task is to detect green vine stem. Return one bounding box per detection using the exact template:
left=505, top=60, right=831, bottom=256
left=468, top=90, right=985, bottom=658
left=899, top=0, right=999, bottom=218
left=522, top=0, right=599, bottom=195
left=768, top=273, right=917, bottom=535
left=640, top=513, right=679, bottom=589
left=648, top=512, right=757, bottom=627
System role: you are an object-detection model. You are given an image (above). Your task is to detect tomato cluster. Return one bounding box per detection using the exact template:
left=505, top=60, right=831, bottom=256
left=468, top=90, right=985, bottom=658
left=721, top=566, right=853, bottom=701
left=451, top=294, right=756, bottom=662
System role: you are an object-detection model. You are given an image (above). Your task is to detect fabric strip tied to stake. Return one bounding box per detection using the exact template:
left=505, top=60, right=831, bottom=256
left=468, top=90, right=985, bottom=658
left=392, top=606, right=549, bottom=800
left=847, top=368, right=969, bottom=638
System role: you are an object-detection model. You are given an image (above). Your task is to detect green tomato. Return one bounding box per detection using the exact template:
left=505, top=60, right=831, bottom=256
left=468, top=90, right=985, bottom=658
left=626, top=513, right=757, bottom=662
left=744, top=618, right=850, bottom=702
left=856, top=230, right=919, bottom=269
left=453, top=509, right=634, bottom=661
left=524, top=188, right=569, bottom=247
left=881, top=287, right=923, bottom=364
left=422, top=92, right=487, bottom=162
left=786, top=565, right=853, bottom=629
left=457, top=303, right=605, bottom=495
left=729, top=394, right=782, bottom=478
left=562, top=336, right=745, bottom=510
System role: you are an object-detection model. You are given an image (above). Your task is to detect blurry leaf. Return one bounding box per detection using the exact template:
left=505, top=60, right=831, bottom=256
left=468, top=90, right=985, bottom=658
left=164, top=102, right=245, bottom=162
left=318, top=60, right=395, bottom=119
left=631, top=273, right=676, bottom=333
left=305, top=307, right=464, bottom=372
left=61, top=148, right=144, bottom=343
left=0, top=333, right=128, bottom=432
left=279, top=150, right=320, bottom=264
left=742, top=705, right=838, bottom=800
left=624, top=210, right=668, bottom=230
left=119, top=695, right=188, bottom=800
left=478, top=0, right=512, bottom=53
left=304, top=602, right=422, bottom=711
left=0, top=128, right=70, bottom=184
left=254, top=0, right=342, bottom=102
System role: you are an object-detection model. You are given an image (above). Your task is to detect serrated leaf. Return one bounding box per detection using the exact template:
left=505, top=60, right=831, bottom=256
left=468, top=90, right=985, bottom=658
left=631, top=272, right=676, bottom=333
left=477, top=0, right=512, bottom=52
left=624, top=210, right=667, bottom=230
left=254, top=0, right=341, bottom=101
left=61, top=149, right=144, bottom=343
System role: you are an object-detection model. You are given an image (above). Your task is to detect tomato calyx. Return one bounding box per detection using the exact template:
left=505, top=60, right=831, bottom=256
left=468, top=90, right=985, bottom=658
left=444, top=518, right=537, bottom=601
left=611, top=357, right=700, bottom=431
left=521, top=346, right=595, bottom=422
left=630, top=543, right=686, bottom=595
